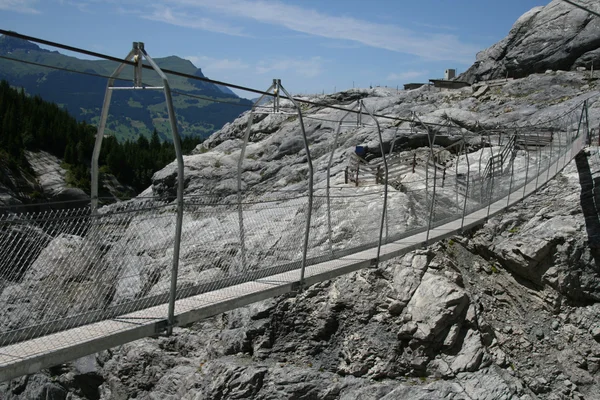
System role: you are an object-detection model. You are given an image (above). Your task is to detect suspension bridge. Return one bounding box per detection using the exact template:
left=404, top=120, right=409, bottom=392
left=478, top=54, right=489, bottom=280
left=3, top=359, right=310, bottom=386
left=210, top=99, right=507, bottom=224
left=0, top=39, right=596, bottom=383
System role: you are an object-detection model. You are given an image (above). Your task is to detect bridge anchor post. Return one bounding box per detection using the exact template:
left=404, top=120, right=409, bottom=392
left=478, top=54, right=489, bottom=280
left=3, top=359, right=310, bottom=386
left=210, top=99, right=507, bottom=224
left=90, top=42, right=185, bottom=336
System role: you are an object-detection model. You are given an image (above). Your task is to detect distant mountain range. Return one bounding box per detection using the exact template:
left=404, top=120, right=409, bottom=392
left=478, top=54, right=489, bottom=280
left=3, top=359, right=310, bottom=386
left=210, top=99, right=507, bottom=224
left=0, top=35, right=252, bottom=142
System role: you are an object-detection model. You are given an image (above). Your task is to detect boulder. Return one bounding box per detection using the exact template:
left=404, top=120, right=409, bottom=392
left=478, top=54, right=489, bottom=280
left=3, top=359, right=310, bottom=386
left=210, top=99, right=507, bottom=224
left=460, top=0, right=600, bottom=83
left=405, top=272, right=469, bottom=341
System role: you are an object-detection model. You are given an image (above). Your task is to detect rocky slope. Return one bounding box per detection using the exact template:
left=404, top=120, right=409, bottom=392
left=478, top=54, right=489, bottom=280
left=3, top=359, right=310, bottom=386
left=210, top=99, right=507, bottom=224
left=460, top=0, right=600, bottom=83
left=1, top=68, right=600, bottom=399
left=97, top=152, right=600, bottom=399
left=3, top=7, right=600, bottom=394
left=0, top=151, right=134, bottom=212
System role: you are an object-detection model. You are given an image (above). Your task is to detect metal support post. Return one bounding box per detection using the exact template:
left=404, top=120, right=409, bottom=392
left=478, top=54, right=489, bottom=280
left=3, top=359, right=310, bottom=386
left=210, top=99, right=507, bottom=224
left=273, top=79, right=280, bottom=113
left=563, top=127, right=568, bottom=166
left=89, top=42, right=185, bottom=335
left=91, top=47, right=136, bottom=214
left=414, top=113, right=437, bottom=243
left=455, top=138, right=463, bottom=215
left=546, top=129, right=553, bottom=182
left=141, top=47, right=186, bottom=336
left=361, top=100, right=388, bottom=264
left=460, top=131, right=471, bottom=231
left=486, top=133, right=495, bottom=218
left=327, top=103, right=359, bottom=256
left=585, top=100, right=590, bottom=145
left=555, top=128, right=562, bottom=176
left=535, top=130, right=542, bottom=189
left=522, top=131, right=530, bottom=198
left=238, top=82, right=277, bottom=273
left=358, top=101, right=363, bottom=127
left=574, top=103, right=586, bottom=160
left=279, top=82, right=313, bottom=289
left=507, top=145, right=515, bottom=208
left=477, top=136, right=485, bottom=203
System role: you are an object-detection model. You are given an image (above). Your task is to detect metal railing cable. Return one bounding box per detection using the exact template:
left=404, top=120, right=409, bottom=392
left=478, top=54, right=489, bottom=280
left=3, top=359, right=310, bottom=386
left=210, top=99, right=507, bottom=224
left=4, top=28, right=568, bottom=131
left=0, top=86, right=596, bottom=359
left=0, top=133, right=583, bottom=347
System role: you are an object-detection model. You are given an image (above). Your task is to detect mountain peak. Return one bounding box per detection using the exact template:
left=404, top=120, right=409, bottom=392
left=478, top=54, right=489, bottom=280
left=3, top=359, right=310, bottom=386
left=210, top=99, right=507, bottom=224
left=153, top=55, right=201, bottom=76
left=0, top=35, right=45, bottom=53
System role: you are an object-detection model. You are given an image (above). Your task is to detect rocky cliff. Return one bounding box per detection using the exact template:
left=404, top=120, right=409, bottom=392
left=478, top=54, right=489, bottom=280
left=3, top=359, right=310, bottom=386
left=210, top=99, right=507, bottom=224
left=0, top=151, right=134, bottom=212
left=460, top=0, right=600, bottom=83
left=1, top=67, right=599, bottom=399
left=94, top=156, right=600, bottom=399
left=2, top=5, right=600, bottom=397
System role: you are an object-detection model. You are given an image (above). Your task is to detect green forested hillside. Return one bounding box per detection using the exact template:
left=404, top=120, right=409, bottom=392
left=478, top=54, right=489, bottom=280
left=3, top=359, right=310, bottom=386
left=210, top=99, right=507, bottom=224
left=0, top=35, right=252, bottom=142
left=0, top=80, right=201, bottom=195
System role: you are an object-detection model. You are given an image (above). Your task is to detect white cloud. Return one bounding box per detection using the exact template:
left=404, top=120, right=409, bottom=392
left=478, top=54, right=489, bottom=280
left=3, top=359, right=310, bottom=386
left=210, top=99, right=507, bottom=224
left=116, top=6, right=142, bottom=15
left=184, top=54, right=322, bottom=81
left=142, top=5, right=247, bottom=36
left=163, top=0, right=478, bottom=63
left=387, top=71, right=428, bottom=81
left=0, top=0, right=40, bottom=14
left=256, top=57, right=323, bottom=78
left=185, top=55, right=249, bottom=74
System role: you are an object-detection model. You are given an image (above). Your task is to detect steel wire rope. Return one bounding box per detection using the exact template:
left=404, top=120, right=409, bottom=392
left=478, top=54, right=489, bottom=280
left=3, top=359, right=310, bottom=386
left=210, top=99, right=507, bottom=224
left=0, top=40, right=596, bottom=136
left=0, top=50, right=500, bottom=214
left=561, top=0, right=600, bottom=18
left=3, top=28, right=565, bottom=130
left=0, top=28, right=419, bottom=123
left=0, top=136, right=584, bottom=340
left=0, top=55, right=132, bottom=83
left=0, top=183, right=451, bottom=231
left=0, top=33, right=591, bottom=279
left=0, top=54, right=253, bottom=108
left=0, top=198, right=93, bottom=210
left=122, top=189, right=397, bottom=202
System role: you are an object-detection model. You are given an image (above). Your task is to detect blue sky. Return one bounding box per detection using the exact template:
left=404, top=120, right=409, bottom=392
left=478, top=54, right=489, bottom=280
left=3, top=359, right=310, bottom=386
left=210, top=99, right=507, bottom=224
left=0, top=0, right=549, bottom=98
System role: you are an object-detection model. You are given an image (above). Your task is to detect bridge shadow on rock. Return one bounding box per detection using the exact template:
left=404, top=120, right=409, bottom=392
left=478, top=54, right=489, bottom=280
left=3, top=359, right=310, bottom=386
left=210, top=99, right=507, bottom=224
left=575, top=151, right=600, bottom=267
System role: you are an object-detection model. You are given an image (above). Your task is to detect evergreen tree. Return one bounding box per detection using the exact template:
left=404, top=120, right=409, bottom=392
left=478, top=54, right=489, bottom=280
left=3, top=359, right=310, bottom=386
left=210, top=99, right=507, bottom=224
left=0, top=79, right=204, bottom=195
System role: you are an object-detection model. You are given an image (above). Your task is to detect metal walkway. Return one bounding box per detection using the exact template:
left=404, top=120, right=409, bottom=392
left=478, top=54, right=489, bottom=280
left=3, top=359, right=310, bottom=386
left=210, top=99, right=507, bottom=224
left=0, top=134, right=584, bottom=382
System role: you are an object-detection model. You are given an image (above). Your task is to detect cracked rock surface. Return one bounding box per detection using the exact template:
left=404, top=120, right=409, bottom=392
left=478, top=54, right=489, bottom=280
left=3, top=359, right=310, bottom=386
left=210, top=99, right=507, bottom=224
left=3, top=156, right=600, bottom=399
left=460, top=0, right=600, bottom=82
left=2, top=2, right=600, bottom=397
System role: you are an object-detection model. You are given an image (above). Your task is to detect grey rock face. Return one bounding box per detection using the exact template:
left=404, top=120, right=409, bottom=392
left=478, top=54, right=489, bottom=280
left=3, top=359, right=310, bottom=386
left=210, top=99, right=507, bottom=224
left=1, top=150, right=137, bottom=210
left=75, top=138, right=600, bottom=398
left=0, top=153, right=42, bottom=210
left=460, top=0, right=600, bottom=83
left=3, top=30, right=600, bottom=399
left=25, top=151, right=88, bottom=204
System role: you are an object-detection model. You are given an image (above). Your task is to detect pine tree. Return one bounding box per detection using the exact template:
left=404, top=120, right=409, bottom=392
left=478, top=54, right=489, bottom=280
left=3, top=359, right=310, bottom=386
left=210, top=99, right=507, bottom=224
left=0, top=79, right=204, bottom=195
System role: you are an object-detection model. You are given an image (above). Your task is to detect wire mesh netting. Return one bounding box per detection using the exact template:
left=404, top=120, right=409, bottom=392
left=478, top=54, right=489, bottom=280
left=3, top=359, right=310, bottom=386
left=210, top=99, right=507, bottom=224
left=0, top=96, right=593, bottom=358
